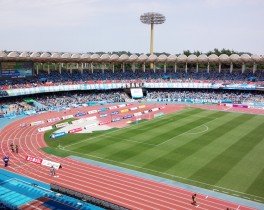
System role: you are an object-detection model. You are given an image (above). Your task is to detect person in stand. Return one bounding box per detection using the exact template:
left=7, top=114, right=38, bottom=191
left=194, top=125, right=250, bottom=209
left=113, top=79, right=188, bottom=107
left=15, top=145, right=19, bottom=153
left=50, top=166, right=55, bottom=176
left=3, top=156, right=9, bottom=167
left=192, top=193, right=197, bottom=206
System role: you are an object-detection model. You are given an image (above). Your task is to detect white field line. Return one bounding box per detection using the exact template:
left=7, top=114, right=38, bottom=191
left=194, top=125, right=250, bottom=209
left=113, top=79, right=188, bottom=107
left=3, top=112, right=262, bottom=206
left=6, top=124, right=170, bottom=210
left=64, top=112, right=217, bottom=149
left=156, top=118, right=219, bottom=146
left=180, top=124, right=209, bottom=135
left=60, top=147, right=264, bottom=201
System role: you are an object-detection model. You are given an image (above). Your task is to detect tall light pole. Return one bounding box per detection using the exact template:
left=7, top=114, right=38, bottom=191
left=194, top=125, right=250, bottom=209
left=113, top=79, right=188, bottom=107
left=140, top=12, right=166, bottom=68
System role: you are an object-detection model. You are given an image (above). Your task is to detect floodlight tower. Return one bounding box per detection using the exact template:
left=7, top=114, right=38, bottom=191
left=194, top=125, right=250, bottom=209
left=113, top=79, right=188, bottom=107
left=140, top=12, right=166, bottom=57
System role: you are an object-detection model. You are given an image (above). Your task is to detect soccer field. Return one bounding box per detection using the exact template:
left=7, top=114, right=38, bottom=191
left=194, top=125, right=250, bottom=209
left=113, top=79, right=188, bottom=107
left=44, top=108, right=264, bottom=203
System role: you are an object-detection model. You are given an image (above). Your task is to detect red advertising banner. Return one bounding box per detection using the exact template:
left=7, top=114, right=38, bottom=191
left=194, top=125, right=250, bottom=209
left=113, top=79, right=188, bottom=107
left=68, top=127, right=82, bottom=133
left=25, top=155, right=43, bottom=164
left=99, top=121, right=111, bottom=125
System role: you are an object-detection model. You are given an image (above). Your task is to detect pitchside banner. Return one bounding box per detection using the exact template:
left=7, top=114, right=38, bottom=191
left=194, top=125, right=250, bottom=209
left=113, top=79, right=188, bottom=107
left=99, top=113, right=108, bottom=118
left=55, top=122, right=69, bottom=128
left=47, top=117, right=61, bottom=123
left=62, top=115, right=73, bottom=120
left=111, top=117, right=121, bottom=122
left=109, top=106, right=117, bottom=110
left=134, top=112, right=142, bottom=116
left=98, top=107, right=108, bottom=112
left=123, top=115, right=132, bottom=119
left=88, top=110, right=97, bottom=114
left=111, top=111, right=119, bottom=115
left=26, top=155, right=61, bottom=170
left=71, top=119, right=84, bottom=124
left=50, top=132, right=66, bottom=138
left=118, top=104, right=126, bottom=108
left=121, top=109, right=129, bottom=113
left=25, top=155, right=43, bottom=164
left=99, top=121, right=110, bottom=125
left=68, top=128, right=82, bottom=133
left=38, top=126, right=53, bottom=132
left=30, top=120, right=45, bottom=126
left=75, top=112, right=86, bottom=117
left=41, top=159, right=61, bottom=170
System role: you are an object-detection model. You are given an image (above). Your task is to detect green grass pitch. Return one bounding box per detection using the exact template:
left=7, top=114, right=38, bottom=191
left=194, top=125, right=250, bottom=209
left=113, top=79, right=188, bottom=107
left=43, top=108, right=264, bottom=203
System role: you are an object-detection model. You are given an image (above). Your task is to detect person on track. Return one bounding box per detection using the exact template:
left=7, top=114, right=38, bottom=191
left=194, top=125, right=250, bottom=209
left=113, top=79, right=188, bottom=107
left=10, top=143, right=15, bottom=152
left=50, top=166, right=55, bottom=176
left=192, top=193, right=197, bottom=205
left=3, top=156, right=9, bottom=167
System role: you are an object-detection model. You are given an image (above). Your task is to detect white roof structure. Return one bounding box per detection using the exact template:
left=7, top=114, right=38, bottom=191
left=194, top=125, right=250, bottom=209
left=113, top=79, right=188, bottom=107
left=0, top=51, right=264, bottom=64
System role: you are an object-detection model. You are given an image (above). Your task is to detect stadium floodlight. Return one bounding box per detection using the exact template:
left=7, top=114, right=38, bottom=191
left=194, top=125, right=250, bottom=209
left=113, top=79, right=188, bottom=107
left=140, top=12, right=166, bottom=56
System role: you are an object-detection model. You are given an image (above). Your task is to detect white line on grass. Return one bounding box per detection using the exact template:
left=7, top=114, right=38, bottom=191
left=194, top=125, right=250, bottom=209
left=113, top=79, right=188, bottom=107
left=156, top=118, right=218, bottom=146
left=60, top=147, right=264, bottom=201
left=180, top=124, right=208, bottom=135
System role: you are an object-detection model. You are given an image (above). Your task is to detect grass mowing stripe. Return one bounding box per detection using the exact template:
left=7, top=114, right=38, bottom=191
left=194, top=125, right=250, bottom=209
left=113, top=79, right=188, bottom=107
left=188, top=119, right=264, bottom=185
left=110, top=108, right=206, bottom=139
left=246, top=168, right=264, bottom=198
left=71, top=137, right=121, bottom=153
left=122, top=114, right=216, bottom=145
left=167, top=115, right=263, bottom=177
left=63, top=108, right=200, bottom=150
left=215, top=124, right=264, bottom=194
left=44, top=109, right=264, bottom=202
left=68, top=108, right=204, bottom=153
left=143, top=112, right=249, bottom=172
left=105, top=111, right=228, bottom=162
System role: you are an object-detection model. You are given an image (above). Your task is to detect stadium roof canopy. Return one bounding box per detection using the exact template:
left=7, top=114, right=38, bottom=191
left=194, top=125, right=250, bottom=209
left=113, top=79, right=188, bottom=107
left=0, top=51, right=264, bottom=64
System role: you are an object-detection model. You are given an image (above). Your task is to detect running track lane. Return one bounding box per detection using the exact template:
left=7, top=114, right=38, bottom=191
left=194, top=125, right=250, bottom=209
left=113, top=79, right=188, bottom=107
left=0, top=106, right=257, bottom=210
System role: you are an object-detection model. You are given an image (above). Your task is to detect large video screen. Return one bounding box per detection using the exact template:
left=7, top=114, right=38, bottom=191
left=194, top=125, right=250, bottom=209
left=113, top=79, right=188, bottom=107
left=130, top=88, right=143, bottom=99
left=0, top=62, right=33, bottom=78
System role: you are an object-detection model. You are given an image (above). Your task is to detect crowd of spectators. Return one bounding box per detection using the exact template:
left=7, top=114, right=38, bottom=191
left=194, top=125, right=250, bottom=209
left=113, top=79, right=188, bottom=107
left=35, top=90, right=128, bottom=108
left=0, top=100, right=35, bottom=115
left=0, top=68, right=263, bottom=90
left=1, top=88, right=263, bottom=116
left=146, top=89, right=264, bottom=104
left=0, top=90, right=129, bottom=115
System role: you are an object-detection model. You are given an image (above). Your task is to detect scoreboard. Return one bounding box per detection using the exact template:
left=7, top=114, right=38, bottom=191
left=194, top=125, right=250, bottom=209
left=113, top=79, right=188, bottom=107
left=130, top=88, right=143, bottom=99
left=0, top=62, right=33, bottom=78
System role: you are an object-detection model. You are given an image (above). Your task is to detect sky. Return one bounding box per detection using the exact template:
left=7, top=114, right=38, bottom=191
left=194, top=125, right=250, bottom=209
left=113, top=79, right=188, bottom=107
left=0, top=0, right=264, bottom=55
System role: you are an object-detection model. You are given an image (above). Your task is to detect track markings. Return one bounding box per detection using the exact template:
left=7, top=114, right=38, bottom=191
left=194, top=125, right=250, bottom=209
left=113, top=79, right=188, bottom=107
left=60, top=147, right=264, bottom=203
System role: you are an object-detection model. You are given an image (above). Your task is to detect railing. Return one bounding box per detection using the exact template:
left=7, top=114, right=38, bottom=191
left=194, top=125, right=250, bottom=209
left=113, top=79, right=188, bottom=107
left=50, top=183, right=130, bottom=210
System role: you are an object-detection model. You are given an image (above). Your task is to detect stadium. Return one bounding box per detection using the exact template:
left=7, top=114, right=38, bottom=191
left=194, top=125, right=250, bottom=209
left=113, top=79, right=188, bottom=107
left=1, top=2, right=264, bottom=210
